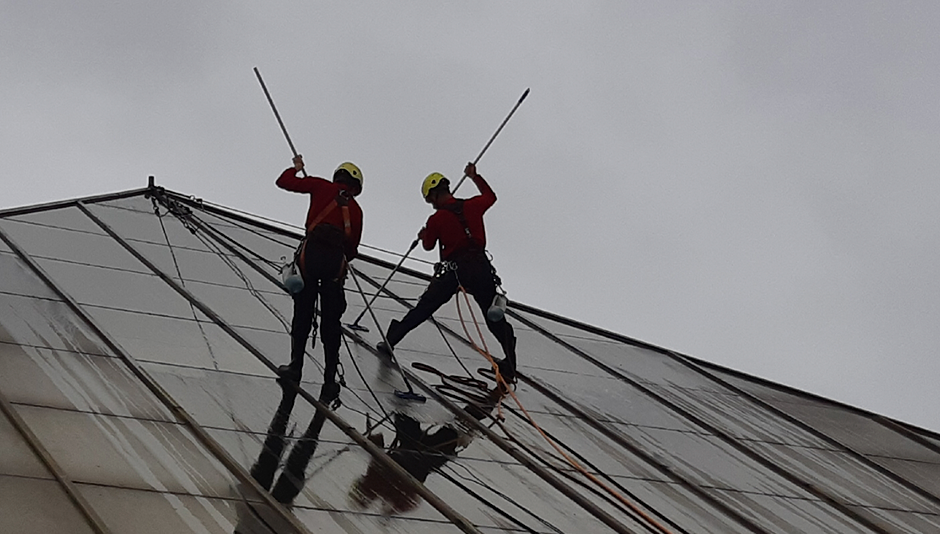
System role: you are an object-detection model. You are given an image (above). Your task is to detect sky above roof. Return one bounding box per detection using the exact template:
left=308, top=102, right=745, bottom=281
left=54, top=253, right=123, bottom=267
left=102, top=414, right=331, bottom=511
left=2, top=2, right=939, bottom=431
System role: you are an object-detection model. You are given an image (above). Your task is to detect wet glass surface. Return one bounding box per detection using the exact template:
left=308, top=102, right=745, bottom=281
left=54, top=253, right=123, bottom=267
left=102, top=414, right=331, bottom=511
left=850, top=504, right=940, bottom=534
left=709, top=487, right=875, bottom=534
left=0, top=293, right=111, bottom=357
left=0, top=251, right=60, bottom=298
left=18, top=404, right=238, bottom=496
left=78, top=482, right=284, bottom=534
left=0, top=344, right=173, bottom=421
left=0, top=217, right=151, bottom=273
left=716, top=368, right=940, bottom=463
left=0, top=476, right=96, bottom=534
left=0, top=408, right=51, bottom=479
left=34, top=257, right=196, bottom=318
left=748, top=441, right=939, bottom=512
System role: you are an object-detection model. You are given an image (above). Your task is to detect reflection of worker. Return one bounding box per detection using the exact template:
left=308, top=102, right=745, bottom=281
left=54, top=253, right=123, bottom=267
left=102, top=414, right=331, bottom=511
left=378, top=163, right=517, bottom=382
left=349, top=386, right=504, bottom=514
left=276, top=154, right=364, bottom=404
left=249, top=381, right=328, bottom=505
left=233, top=381, right=319, bottom=534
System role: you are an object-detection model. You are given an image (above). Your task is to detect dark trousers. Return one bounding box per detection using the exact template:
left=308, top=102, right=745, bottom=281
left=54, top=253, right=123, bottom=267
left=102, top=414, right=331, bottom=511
left=289, top=240, right=346, bottom=384
left=386, top=255, right=516, bottom=367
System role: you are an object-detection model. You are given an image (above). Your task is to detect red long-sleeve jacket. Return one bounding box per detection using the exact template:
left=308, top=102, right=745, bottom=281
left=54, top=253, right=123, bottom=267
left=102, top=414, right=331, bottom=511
left=422, top=173, right=496, bottom=260
left=276, top=168, right=363, bottom=259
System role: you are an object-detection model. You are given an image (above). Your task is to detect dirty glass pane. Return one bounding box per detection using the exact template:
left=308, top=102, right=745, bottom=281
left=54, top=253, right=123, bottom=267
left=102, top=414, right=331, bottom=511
left=17, top=404, right=236, bottom=496
left=0, top=218, right=148, bottom=273
left=0, top=293, right=111, bottom=357
left=0, top=408, right=50, bottom=478
left=0, top=476, right=96, bottom=534
left=78, top=483, right=283, bottom=534
left=0, top=344, right=172, bottom=421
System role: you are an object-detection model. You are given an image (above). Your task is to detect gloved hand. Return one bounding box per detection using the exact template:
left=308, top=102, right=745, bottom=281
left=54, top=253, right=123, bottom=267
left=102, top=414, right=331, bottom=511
left=464, top=162, right=478, bottom=178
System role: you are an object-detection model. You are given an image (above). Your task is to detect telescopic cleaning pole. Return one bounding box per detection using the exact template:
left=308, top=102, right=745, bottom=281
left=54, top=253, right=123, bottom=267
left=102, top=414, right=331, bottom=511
left=254, top=67, right=307, bottom=177
left=346, top=88, right=530, bottom=333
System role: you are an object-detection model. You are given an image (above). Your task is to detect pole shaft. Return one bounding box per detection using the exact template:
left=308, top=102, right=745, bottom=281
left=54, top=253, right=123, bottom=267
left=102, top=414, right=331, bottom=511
left=254, top=67, right=307, bottom=177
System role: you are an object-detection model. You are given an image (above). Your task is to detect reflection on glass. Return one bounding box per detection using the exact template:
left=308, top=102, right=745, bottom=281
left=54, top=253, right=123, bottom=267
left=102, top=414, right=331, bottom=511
left=349, top=377, right=506, bottom=516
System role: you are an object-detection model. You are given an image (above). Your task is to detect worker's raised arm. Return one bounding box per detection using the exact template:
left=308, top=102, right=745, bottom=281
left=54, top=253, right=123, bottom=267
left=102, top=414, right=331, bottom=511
left=465, top=162, right=496, bottom=207
left=276, top=154, right=316, bottom=193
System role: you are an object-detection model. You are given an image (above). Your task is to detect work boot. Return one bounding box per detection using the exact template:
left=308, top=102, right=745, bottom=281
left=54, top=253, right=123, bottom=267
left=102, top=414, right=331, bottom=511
left=276, top=363, right=302, bottom=384
left=319, top=381, right=341, bottom=404
left=495, top=358, right=516, bottom=384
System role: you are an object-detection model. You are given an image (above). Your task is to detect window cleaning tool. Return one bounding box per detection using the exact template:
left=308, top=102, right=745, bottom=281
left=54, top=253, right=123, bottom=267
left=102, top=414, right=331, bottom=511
left=345, top=88, right=530, bottom=333
left=346, top=263, right=427, bottom=403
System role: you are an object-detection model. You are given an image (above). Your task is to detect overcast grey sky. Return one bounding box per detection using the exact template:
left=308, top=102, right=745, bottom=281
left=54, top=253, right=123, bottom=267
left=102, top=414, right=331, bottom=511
left=3, top=2, right=939, bottom=432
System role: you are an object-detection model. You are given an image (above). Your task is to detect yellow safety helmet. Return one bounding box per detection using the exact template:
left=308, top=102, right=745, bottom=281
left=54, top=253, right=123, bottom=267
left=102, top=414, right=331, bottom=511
left=421, top=172, right=448, bottom=199
left=334, top=162, right=363, bottom=194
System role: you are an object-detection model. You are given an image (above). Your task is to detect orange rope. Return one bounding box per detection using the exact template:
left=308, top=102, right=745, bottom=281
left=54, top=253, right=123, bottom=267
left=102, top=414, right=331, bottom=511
left=454, top=286, right=675, bottom=534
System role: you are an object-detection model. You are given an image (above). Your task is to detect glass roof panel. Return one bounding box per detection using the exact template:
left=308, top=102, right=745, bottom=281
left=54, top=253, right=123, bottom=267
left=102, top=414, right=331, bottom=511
left=0, top=408, right=51, bottom=479
left=709, top=488, right=874, bottom=534
left=0, top=344, right=173, bottom=421
left=18, top=404, right=237, bottom=497
left=747, top=441, right=938, bottom=512
left=718, top=369, right=940, bottom=463
left=649, top=382, right=835, bottom=449
left=0, top=293, right=111, bottom=357
left=33, top=258, right=196, bottom=318
left=0, top=251, right=60, bottom=298
left=78, top=482, right=282, bottom=534
left=869, top=457, right=940, bottom=496
left=0, top=476, right=96, bottom=534
left=850, top=505, right=940, bottom=534
left=84, top=307, right=272, bottom=376
left=91, top=198, right=210, bottom=249
left=0, top=218, right=149, bottom=273
left=4, top=205, right=107, bottom=235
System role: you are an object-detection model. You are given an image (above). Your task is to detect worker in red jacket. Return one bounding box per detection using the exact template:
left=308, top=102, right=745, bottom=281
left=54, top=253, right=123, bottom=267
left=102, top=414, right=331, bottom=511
left=276, top=155, right=363, bottom=403
left=378, top=162, right=517, bottom=382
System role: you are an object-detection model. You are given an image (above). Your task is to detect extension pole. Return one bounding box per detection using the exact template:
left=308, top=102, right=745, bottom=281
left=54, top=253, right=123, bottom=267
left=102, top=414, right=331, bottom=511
left=254, top=66, right=307, bottom=177
left=346, top=88, right=530, bottom=332
left=346, top=238, right=419, bottom=332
